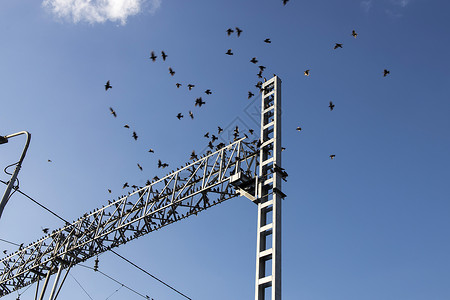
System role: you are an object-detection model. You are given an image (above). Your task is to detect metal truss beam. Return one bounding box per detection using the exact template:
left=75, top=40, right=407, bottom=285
left=0, top=137, right=259, bottom=297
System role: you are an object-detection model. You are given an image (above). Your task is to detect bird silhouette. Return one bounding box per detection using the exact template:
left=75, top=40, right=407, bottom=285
left=108, top=189, right=112, bottom=193
left=190, top=151, right=198, bottom=160
left=225, top=49, right=233, bottom=55
left=259, top=65, right=266, bottom=72
left=109, top=107, right=117, bottom=117
left=226, top=28, right=234, bottom=36
left=195, top=97, right=205, bottom=107
left=123, top=182, right=129, bottom=189
left=330, top=154, right=336, bottom=160
left=176, top=83, right=182, bottom=88
left=48, top=159, right=52, bottom=162
left=137, top=163, right=143, bottom=171
left=208, top=141, right=214, bottom=149
left=296, top=126, right=302, bottom=131
left=283, top=0, right=289, bottom=5
left=218, top=126, right=223, bottom=134
left=304, top=70, right=310, bottom=76
left=211, top=134, right=218, bottom=142
left=150, top=51, right=157, bottom=61
left=264, top=38, right=271, bottom=43
left=124, top=124, right=130, bottom=128
left=161, top=51, right=168, bottom=61
left=257, top=71, right=263, bottom=78
left=188, top=84, right=195, bottom=90
left=132, top=131, right=138, bottom=140
left=235, top=27, right=243, bottom=37
left=148, top=148, right=154, bottom=153
left=158, top=160, right=169, bottom=168
left=249, top=129, right=254, bottom=135
left=205, top=89, right=212, bottom=95
left=42, top=227, right=49, bottom=234
left=352, top=30, right=358, bottom=38
left=105, top=80, right=112, bottom=91
left=2, top=250, right=6, bottom=254
left=250, top=57, right=258, bottom=64
left=334, top=43, right=343, bottom=49
left=169, top=67, right=175, bottom=76
left=189, top=111, right=194, bottom=119
left=383, top=69, right=390, bottom=77
left=176, top=113, right=183, bottom=120
left=329, top=101, right=335, bottom=111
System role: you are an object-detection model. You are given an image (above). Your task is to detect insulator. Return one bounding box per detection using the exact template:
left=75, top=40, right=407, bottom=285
left=93, top=256, right=99, bottom=271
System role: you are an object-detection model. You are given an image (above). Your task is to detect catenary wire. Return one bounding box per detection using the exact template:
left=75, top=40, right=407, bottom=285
left=69, top=273, right=95, bottom=300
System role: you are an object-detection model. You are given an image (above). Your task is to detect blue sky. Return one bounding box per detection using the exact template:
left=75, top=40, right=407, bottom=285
left=1, top=0, right=450, bottom=299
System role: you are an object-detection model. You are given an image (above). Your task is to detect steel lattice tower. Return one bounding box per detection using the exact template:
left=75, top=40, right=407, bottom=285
left=0, top=75, right=284, bottom=300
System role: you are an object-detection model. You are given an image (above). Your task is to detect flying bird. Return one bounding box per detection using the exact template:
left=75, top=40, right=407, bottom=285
left=249, top=129, right=254, bottom=135
left=304, top=69, right=310, bottom=76
left=148, top=148, right=154, bottom=153
left=248, top=91, right=254, bottom=99
left=187, top=84, right=195, bottom=90
left=189, top=111, right=194, bottom=119
left=283, top=0, right=289, bottom=5
left=124, top=124, right=130, bottom=128
left=150, top=51, right=157, bottom=61
left=176, top=83, right=182, bottom=88
left=330, top=154, right=336, bottom=160
left=383, top=69, right=390, bottom=77
left=204, top=132, right=210, bottom=138
left=109, top=107, right=117, bottom=117
left=211, top=134, right=218, bottom=142
left=296, top=126, right=302, bottom=131
left=161, top=51, right=168, bottom=61
left=257, top=71, right=263, bottom=79
left=208, top=141, right=214, bottom=149
left=218, top=126, right=223, bottom=134
left=169, top=67, right=175, bottom=76
left=123, top=182, right=129, bottom=189
left=137, top=163, right=143, bottom=171
left=205, top=89, right=212, bottom=95
left=158, top=160, right=169, bottom=168
left=334, top=43, right=343, bottom=49
left=226, top=28, right=234, bottom=36
left=250, top=57, right=258, bottom=64
left=42, top=227, right=49, bottom=234
left=48, top=159, right=52, bottom=163
left=195, top=97, right=205, bottom=107
left=235, top=27, right=243, bottom=37
left=190, top=151, right=198, bottom=160
left=132, top=131, right=138, bottom=140
left=176, top=113, right=183, bottom=120
left=264, top=38, right=271, bottom=43
left=108, top=189, right=112, bottom=193
left=105, top=80, right=112, bottom=91
left=259, top=65, right=266, bottom=71
left=352, top=30, right=358, bottom=38
left=329, top=101, right=335, bottom=111
left=225, top=49, right=233, bottom=56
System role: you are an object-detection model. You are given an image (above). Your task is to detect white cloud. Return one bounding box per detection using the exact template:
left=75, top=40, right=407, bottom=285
left=42, top=0, right=161, bottom=25
left=361, top=0, right=373, bottom=12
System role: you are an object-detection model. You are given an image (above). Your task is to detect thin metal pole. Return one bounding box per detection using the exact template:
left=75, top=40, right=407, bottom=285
left=38, top=268, right=53, bottom=300
left=0, top=131, right=31, bottom=220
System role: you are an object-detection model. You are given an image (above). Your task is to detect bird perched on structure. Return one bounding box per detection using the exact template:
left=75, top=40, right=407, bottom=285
left=150, top=51, right=157, bottom=61
left=195, top=97, right=205, bottom=107
left=105, top=80, right=112, bottom=91
left=235, top=27, right=243, bottom=37
left=329, top=101, right=335, bottom=111
left=226, top=28, right=234, bottom=36
left=132, top=131, right=138, bottom=140
left=153, top=176, right=159, bottom=181
left=330, top=154, right=336, bottom=159
left=169, top=67, right=175, bottom=76
left=161, top=51, right=167, bottom=61
left=250, top=57, right=258, bottom=64
left=109, top=107, right=117, bottom=117
left=176, top=83, right=182, bottom=88
left=383, top=69, right=390, bottom=77
left=334, top=43, right=343, bottom=49
left=189, top=111, right=194, bottom=119
left=248, top=91, right=254, bottom=99
left=123, top=182, right=129, bottom=189
left=187, top=84, right=195, bottom=90
left=190, top=151, right=198, bottom=160
left=137, top=163, right=143, bottom=171
left=205, top=89, right=212, bottom=95
left=264, top=38, right=271, bottom=43
left=176, top=113, right=183, bottom=120
left=225, top=49, right=233, bottom=55
left=352, top=30, right=358, bottom=38
left=304, top=69, right=310, bottom=76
